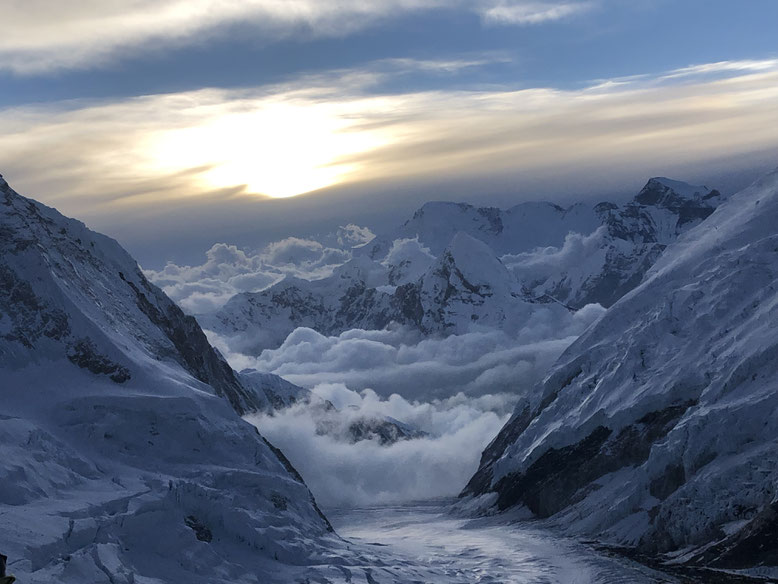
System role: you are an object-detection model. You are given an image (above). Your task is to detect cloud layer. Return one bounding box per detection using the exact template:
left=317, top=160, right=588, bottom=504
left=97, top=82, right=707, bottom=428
left=3, top=59, right=778, bottom=223
left=146, top=226, right=372, bottom=313
left=246, top=384, right=514, bottom=507
left=0, top=1, right=594, bottom=74
left=208, top=302, right=606, bottom=399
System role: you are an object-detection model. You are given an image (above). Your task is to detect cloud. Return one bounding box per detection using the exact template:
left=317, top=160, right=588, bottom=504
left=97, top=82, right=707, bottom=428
left=336, top=224, right=376, bottom=248
left=381, top=237, right=436, bottom=283
left=207, top=301, right=606, bottom=400
left=661, top=59, right=778, bottom=81
left=482, top=1, right=594, bottom=25
left=145, top=234, right=361, bottom=312
left=246, top=384, right=514, bottom=507
left=0, top=1, right=594, bottom=74
left=502, top=226, right=608, bottom=283
left=2, top=58, right=778, bottom=248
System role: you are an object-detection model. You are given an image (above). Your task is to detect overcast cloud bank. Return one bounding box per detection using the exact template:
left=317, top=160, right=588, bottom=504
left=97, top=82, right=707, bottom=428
left=3, top=58, right=777, bottom=261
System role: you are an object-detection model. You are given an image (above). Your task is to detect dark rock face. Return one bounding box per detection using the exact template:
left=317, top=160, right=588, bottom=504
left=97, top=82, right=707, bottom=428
left=67, top=338, right=131, bottom=383
left=123, top=276, right=258, bottom=415
left=184, top=515, right=213, bottom=543
left=345, top=417, right=427, bottom=445
left=0, top=263, right=71, bottom=348
left=692, top=501, right=778, bottom=569
left=488, top=402, right=693, bottom=517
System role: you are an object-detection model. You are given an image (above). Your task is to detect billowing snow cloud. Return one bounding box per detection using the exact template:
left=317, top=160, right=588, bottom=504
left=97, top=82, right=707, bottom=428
left=336, top=224, right=376, bottom=248
left=246, top=384, right=514, bottom=507
left=145, top=231, right=369, bottom=312
left=502, top=226, right=608, bottom=283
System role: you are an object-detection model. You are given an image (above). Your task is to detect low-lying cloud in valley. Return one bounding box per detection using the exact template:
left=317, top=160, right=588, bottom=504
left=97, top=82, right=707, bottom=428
left=214, top=302, right=604, bottom=506
left=208, top=300, right=605, bottom=400
left=246, top=384, right=515, bottom=507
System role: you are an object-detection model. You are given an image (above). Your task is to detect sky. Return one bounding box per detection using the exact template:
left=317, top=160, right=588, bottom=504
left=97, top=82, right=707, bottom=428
left=1, top=0, right=778, bottom=267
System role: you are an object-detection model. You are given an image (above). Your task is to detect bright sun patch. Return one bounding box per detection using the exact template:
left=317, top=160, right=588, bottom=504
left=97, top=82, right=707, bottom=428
left=147, top=98, right=389, bottom=198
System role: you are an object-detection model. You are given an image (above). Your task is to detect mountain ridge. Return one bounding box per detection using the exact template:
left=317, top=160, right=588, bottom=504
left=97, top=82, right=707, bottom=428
left=0, top=175, right=340, bottom=583
left=200, top=177, right=724, bottom=355
left=461, top=168, right=778, bottom=569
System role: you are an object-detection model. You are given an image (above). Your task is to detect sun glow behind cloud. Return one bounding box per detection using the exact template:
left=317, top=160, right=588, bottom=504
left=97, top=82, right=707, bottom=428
left=146, top=96, right=393, bottom=198
left=1, top=59, right=778, bottom=223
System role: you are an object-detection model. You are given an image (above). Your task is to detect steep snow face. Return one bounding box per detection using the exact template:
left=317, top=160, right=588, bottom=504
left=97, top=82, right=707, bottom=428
left=511, top=178, right=724, bottom=308
left=463, top=169, right=778, bottom=569
left=0, top=176, right=336, bottom=583
left=417, top=232, right=539, bottom=335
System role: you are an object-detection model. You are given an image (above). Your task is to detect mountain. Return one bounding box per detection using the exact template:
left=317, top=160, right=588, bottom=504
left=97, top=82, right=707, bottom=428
left=201, top=232, right=570, bottom=355
left=198, top=256, right=403, bottom=355
left=414, top=232, right=538, bottom=334
left=0, top=175, right=336, bottom=583
left=238, top=368, right=313, bottom=412
left=356, top=200, right=600, bottom=259
left=200, top=178, right=722, bottom=355
left=462, top=169, right=778, bottom=570
left=511, top=178, right=723, bottom=308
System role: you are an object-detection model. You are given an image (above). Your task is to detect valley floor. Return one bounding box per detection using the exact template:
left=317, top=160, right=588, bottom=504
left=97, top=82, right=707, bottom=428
left=318, top=501, right=679, bottom=584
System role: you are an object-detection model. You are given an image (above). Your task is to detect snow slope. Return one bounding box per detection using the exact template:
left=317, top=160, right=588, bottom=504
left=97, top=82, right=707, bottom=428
left=0, top=176, right=339, bottom=583
left=463, top=169, right=778, bottom=570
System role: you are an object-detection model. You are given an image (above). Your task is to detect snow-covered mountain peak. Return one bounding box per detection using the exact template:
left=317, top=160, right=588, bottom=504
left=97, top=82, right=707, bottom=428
left=635, top=176, right=720, bottom=208
left=440, top=231, right=515, bottom=296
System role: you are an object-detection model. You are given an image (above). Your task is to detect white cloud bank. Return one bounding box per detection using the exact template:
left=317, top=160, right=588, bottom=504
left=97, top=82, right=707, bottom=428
left=146, top=225, right=373, bottom=313
left=208, top=303, right=606, bottom=399
left=246, top=384, right=515, bottom=507
left=502, top=226, right=608, bottom=283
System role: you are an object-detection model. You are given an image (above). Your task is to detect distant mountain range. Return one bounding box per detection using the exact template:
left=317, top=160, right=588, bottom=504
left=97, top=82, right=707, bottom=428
left=200, top=177, right=723, bottom=355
